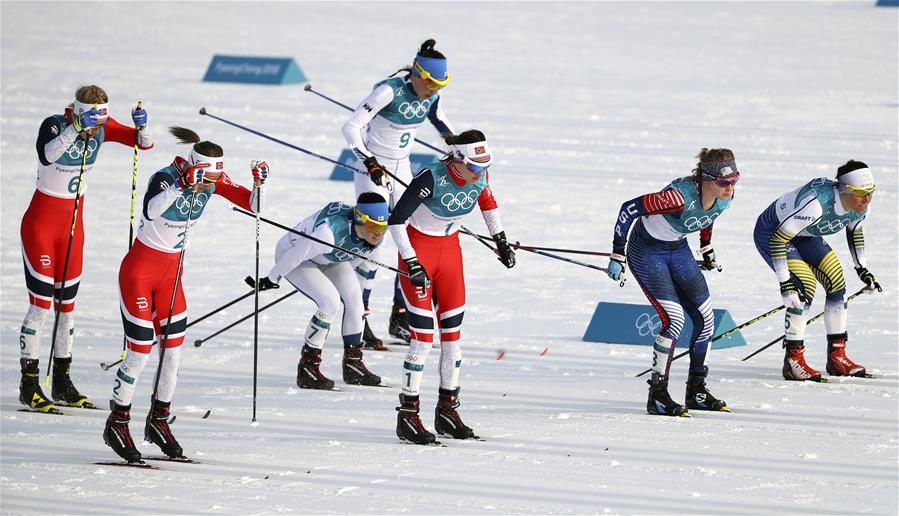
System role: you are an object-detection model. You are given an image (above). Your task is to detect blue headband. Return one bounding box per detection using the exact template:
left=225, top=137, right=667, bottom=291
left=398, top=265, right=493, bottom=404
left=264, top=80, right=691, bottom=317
left=413, top=55, right=449, bottom=81
left=700, top=159, right=738, bottom=179
left=354, top=201, right=389, bottom=223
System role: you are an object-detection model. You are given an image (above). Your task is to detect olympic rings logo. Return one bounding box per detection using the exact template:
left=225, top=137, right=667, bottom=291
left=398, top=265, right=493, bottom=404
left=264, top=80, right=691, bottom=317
left=635, top=313, right=663, bottom=337
left=683, top=212, right=720, bottom=231
left=326, top=202, right=351, bottom=215
left=333, top=246, right=365, bottom=262
left=397, top=100, right=431, bottom=120
left=66, top=139, right=98, bottom=160
left=815, top=218, right=849, bottom=233
left=440, top=191, right=478, bottom=212
left=175, top=193, right=208, bottom=216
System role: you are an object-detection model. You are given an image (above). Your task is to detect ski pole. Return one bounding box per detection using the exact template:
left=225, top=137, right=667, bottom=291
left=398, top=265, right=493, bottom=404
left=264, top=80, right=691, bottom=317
left=250, top=162, right=262, bottom=424
left=468, top=232, right=612, bottom=257
left=741, top=287, right=869, bottom=362
left=147, top=186, right=198, bottom=431
left=194, top=290, right=298, bottom=348
left=635, top=303, right=787, bottom=377
left=304, top=84, right=444, bottom=154
left=44, top=128, right=91, bottom=387
left=232, top=207, right=410, bottom=277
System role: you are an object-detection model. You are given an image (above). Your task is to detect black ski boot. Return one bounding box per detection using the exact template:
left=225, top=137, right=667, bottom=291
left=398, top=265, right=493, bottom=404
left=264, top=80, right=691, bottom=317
left=297, top=345, right=335, bottom=390
left=388, top=301, right=411, bottom=344
left=18, top=358, right=61, bottom=414
left=104, top=401, right=141, bottom=463
left=396, top=394, right=437, bottom=445
left=51, top=356, right=96, bottom=408
left=647, top=373, right=690, bottom=417
left=435, top=387, right=478, bottom=439
left=685, top=371, right=729, bottom=412
left=144, top=400, right=183, bottom=458
left=342, top=346, right=382, bottom=386
left=361, top=316, right=388, bottom=351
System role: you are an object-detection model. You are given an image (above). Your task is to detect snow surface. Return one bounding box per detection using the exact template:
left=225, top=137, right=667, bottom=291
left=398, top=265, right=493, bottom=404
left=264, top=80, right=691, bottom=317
left=2, top=1, right=897, bottom=514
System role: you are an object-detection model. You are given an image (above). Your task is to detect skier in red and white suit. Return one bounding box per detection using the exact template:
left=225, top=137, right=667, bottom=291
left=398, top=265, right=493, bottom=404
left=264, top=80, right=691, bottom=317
left=387, top=129, right=515, bottom=445
left=18, top=85, right=153, bottom=413
left=103, top=126, right=268, bottom=463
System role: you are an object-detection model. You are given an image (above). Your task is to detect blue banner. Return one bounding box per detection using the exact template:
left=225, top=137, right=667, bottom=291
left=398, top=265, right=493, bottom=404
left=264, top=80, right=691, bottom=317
left=329, top=150, right=438, bottom=181
left=203, top=55, right=307, bottom=85
left=583, top=302, right=746, bottom=349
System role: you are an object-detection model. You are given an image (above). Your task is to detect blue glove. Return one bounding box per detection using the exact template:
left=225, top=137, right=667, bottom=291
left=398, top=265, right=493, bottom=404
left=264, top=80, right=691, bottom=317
left=132, top=106, right=148, bottom=127
left=607, top=253, right=626, bottom=281
left=72, top=108, right=103, bottom=133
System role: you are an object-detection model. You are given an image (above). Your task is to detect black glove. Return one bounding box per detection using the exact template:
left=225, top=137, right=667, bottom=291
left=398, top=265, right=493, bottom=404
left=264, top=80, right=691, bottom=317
left=698, top=242, right=720, bottom=271
left=363, top=156, right=385, bottom=186
left=492, top=232, right=516, bottom=268
left=245, top=275, right=280, bottom=291
left=855, top=267, right=882, bottom=292
left=404, top=257, right=430, bottom=289
left=779, top=276, right=810, bottom=305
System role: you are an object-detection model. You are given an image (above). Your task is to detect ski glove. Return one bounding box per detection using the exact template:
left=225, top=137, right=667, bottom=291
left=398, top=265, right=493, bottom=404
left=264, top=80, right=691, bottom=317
left=698, top=243, right=720, bottom=271
left=131, top=106, right=148, bottom=127
left=607, top=253, right=626, bottom=281
left=363, top=156, right=386, bottom=186
left=404, top=257, right=431, bottom=289
left=492, top=231, right=516, bottom=268
left=72, top=108, right=104, bottom=133
left=251, top=160, right=270, bottom=186
left=178, top=162, right=208, bottom=189
left=245, top=275, right=279, bottom=291
left=779, top=276, right=810, bottom=308
left=855, top=267, right=882, bottom=292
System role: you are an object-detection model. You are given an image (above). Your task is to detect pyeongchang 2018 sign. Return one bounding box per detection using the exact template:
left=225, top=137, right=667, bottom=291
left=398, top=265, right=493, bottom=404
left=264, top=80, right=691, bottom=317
left=203, top=55, right=307, bottom=85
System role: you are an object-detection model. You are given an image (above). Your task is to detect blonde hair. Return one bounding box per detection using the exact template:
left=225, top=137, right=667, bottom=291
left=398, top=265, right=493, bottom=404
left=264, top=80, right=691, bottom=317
left=75, top=85, right=108, bottom=104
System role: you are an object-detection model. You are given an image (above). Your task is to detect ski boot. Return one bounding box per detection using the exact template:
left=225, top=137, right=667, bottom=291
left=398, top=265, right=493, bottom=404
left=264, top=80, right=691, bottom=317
left=685, top=371, right=729, bottom=412
left=342, top=346, right=382, bottom=386
left=18, top=358, right=61, bottom=414
left=388, top=301, right=411, bottom=344
left=396, top=394, right=437, bottom=445
left=826, top=333, right=866, bottom=377
left=361, top=315, right=388, bottom=351
left=51, top=356, right=96, bottom=408
left=104, top=401, right=142, bottom=463
left=297, top=345, right=335, bottom=390
left=435, top=387, right=478, bottom=439
left=782, top=341, right=823, bottom=381
left=144, top=400, right=183, bottom=458
left=647, top=373, right=689, bottom=417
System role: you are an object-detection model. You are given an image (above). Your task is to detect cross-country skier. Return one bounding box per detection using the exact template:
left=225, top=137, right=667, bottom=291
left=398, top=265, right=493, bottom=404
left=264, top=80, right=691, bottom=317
left=104, top=127, right=268, bottom=463
left=19, top=85, right=153, bottom=413
left=606, top=148, right=739, bottom=417
left=387, top=129, right=515, bottom=444
left=255, top=193, right=390, bottom=391
left=753, top=160, right=880, bottom=381
left=341, top=38, right=455, bottom=350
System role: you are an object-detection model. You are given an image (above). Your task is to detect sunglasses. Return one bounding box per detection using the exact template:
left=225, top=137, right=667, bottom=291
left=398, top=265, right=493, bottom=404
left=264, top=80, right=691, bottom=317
left=843, top=184, right=876, bottom=198
left=703, top=172, right=740, bottom=188
left=355, top=208, right=388, bottom=235
left=413, top=60, right=452, bottom=91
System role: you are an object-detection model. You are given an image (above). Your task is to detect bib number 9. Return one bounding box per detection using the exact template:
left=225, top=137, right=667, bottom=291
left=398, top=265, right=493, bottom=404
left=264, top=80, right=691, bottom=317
left=399, top=133, right=411, bottom=148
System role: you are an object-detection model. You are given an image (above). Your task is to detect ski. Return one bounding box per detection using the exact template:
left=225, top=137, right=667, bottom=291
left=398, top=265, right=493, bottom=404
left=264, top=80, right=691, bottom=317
left=143, top=456, right=201, bottom=464
left=17, top=407, right=65, bottom=415
left=55, top=400, right=99, bottom=410
left=94, top=460, right=159, bottom=470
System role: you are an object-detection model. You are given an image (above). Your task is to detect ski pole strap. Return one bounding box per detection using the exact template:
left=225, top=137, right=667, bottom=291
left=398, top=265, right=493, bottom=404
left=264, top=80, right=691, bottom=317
left=231, top=207, right=409, bottom=277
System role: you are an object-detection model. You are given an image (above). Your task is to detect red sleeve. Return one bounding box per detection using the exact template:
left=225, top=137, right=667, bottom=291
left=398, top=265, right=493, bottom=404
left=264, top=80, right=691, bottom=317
left=641, top=188, right=684, bottom=215
left=102, top=118, right=153, bottom=149
left=212, top=173, right=252, bottom=210
left=477, top=172, right=499, bottom=211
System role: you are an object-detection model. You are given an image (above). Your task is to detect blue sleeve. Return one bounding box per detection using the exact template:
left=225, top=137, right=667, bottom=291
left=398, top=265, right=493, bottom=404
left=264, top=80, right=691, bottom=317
left=612, top=196, right=649, bottom=255
left=388, top=169, right=435, bottom=225
left=142, top=171, right=175, bottom=220
left=35, top=116, right=63, bottom=166
left=426, top=97, right=452, bottom=136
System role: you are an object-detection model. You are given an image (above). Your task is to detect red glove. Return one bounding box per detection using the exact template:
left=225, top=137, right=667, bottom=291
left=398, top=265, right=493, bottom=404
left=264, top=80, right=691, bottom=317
left=178, top=161, right=209, bottom=189
left=251, top=161, right=270, bottom=185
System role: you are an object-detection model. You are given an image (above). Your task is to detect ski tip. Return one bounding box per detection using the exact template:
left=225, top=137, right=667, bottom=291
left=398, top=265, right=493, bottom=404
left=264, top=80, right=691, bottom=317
left=198, top=107, right=207, bottom=115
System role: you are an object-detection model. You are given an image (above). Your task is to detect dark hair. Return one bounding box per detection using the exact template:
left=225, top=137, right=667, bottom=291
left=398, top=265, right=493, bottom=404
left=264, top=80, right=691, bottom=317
left=169, top=126, right=223, bottom=157
left=689, top=147, right=735, bottom=183
left=357, top=192, right=386, bottom=204
left=418, top=39, right=445, bottom=59
left=440, top=129, right=487, bottom=163
left=836, top=160, right=868, bottom=179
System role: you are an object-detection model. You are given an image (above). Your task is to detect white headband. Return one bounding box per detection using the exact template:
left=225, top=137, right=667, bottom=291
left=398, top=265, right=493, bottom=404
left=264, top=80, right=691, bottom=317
left=73, top=100, right=109, bottom=124
left=189, top=148, right=225, bottom=179
left=838, top=168, right=875, bottom=190
left=453, top=141, right=492, bottom=168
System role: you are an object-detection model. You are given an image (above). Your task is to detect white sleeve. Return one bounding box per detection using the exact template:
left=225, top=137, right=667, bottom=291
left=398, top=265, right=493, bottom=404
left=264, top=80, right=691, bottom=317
left=389, top=223, right=416, bottom=261
left=770, top=199, right=822, bottom=282
left=267, top=224, right=333, bottom=282
left=341, top=84, right=395, bottom=160
left=145, top=183, right=183, bottom=220
left=249, top=185, right=264, bottom=214
left=137, top=125, right=154, bottom=149
left=482, top=208, right=503, bottom=237
left=43, top=124, right=80, bottom=163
